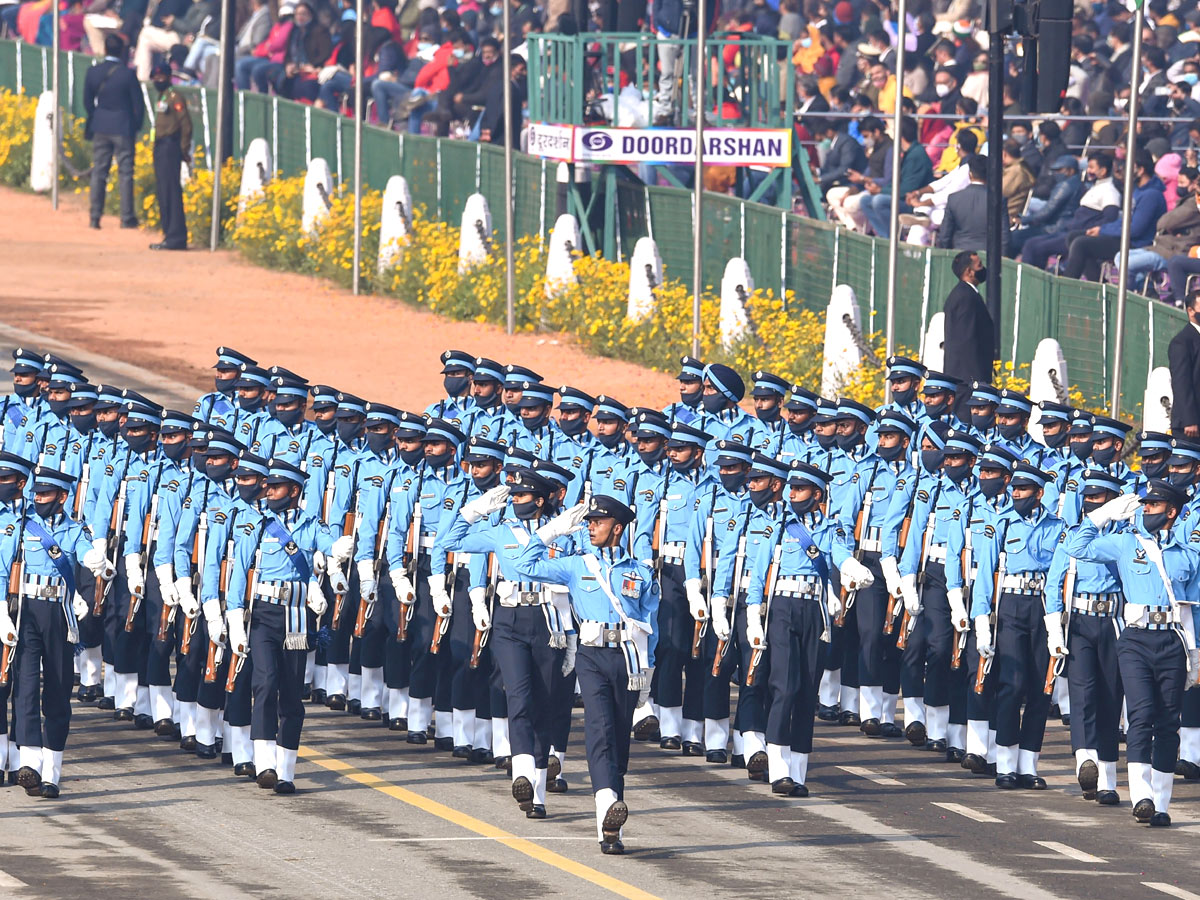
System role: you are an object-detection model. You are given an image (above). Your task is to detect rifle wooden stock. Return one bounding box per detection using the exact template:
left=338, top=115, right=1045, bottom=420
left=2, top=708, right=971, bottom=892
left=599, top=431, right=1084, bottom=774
left=218, top=557, right=230, bottom=596
left=353, top=595, right=368, bottom=639
left=711, top=638, right=727, bottom=677
left=951, top=631, right=966, bottom=669
left=973, top=656, right=988, bottom=694
left=430, top=614, right=449, bottom=654
left=898, top=515, right=911, bottom=552
left=745, top=648, right=763, bottom=686
left=896, top=610, right=913, bottom=649
left=203, top=640, right=220, bottom=683
left=191, top=532, right=200, bottom=568
left=468, top=628, right=484, bottom=669
left=883, top=595, right=899, bottom=634
left=124, top=587, right=142, bottom=633
left=0, top=642, right=13, bottom=687
left=140, top=511, right=152, bottom=552
left=180, top=614, right=195, bottom=656
left=332, top=590, right=346, bottom=628
left=156, top=601, right=171, bottom=642
left=691, top=619, right=704, bottom=659
left=1043, top=658, right=1057, bottom=696
left=396, top=601, right=411, bottom=642
left=91, top=576, right=105, bottom=616
left=8, top=558, right=22, bottom=607
left=224, top=653, right=241, bottom=693
left=834, top=588, right=847, bottom=627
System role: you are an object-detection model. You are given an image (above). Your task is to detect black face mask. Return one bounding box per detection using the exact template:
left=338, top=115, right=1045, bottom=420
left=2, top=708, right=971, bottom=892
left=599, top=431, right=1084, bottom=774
left=596, top=430, right=623, bottom=449
left=1142, top=510, right=1170, bottom=533
left=152, top=78, right=170, bottom=93
left=790, top=496, right=818, bottom=516
left=558, top=416, right=588, bottom=437
left=1042, top=428, right=1068, bottom=449
left=366, top=432, right=394, bottom=455
left=215, top=375, right=236, bottom=396
left=638, top=445, right=665, bottom=467
left=1013, top=494, right=1039, bottom=517
left=162, top=440, right=187, bottom=462
left=891, top=386, right=916, bottom=407
left=1091, top=445, right=1118, bottom=466
left=969, top=410, right=995, bottom=431
left=314, top=415, right=336, bottom=436
left=756, top=405, right=781, bottom=424
left=814, top=430, right=837, bottom=450
left=207, top=460, right=233, bottom=481
left=680, top=385, right=702, bottom=408
left=504, top=400, right=522, bottom=416
left=975, top=266, right=988, bottom=283
left=444, top=374, right=470, bottom=397
left=998, top=421, right=1026, bottom=441
left=266, top=494, right=294, bottom=513
left=787, top=418, right=811, bottom=436
left=920, top=449, right=944, bottom=473
left=276, top=405, right=305, bottom=428
left=719, top=471, right=747, bottom=493
left=425, top=448, right=455, bottom=469
left=1141, top=459, right=1168, bottom=479
left=72, top=411, right=97, bottom=433
left=122, top=430, right=154, bottom=454
left=13, top=381, right=37, bottom=398
left=877, top=442, right=906, bottom=462
left=1070, top=439, right=1093, bottom=460
left=1169, top=469, right=1196, bottom=488
left=472, top=471, right=500, bottom=492
left=521, top=410, right=549, bottom=431
left=48, top=398, right=70, bottom=417
left=34, top=498, right=63, bottom=519
left=701, top=393, right=728, bottom=414
left=1082, top=497, right=1107, bottom=515
left=513, top=498, right=542, bottom=520
left=191, top=453, right=208, bottom=473
left=942, top=460, right=971, bottom=483
left=978, top=475, right=1007, bottom=498
left=836, top=430, right=863, bottom=451
left=0, top=482, right=22, bottom=503
left=1179, top=185, right=1191, bottom=199
left=239, top=394, right=264, bottom=413
left=750, top=486, right=775, bottom=509
left=336, top=420, right=363, bottom=446
left=400, top=447, right=425, bottom=467
left=923, top=396, right=949, bottom=418
left=237, top=481, right=264, bottom=503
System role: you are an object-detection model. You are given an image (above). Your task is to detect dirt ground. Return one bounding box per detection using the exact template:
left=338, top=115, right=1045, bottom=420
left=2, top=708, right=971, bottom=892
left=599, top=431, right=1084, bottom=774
left=0, top=187, right=678, bottom=411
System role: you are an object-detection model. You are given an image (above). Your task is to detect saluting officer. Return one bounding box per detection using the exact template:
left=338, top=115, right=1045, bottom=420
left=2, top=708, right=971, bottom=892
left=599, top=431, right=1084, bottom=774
left=148, top=61, right=191, bottom=252
left=1168, top=438, right=1200, bottom=780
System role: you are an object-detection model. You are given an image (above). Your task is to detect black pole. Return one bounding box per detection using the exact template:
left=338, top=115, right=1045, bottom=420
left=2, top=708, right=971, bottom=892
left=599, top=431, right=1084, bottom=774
left=986, top=8, right=1004, bottom=363
left=220, top=9, right=235, bottom=160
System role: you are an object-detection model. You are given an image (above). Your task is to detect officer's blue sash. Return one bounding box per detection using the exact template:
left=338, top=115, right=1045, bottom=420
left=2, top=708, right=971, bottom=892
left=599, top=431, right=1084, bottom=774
left=23, top=514, right=76, bottom=597
left=3, top=399, right=23, bottom=429
left=264, top=517, right=312, bottom=582
left=786, top=520, right=828, bottom=583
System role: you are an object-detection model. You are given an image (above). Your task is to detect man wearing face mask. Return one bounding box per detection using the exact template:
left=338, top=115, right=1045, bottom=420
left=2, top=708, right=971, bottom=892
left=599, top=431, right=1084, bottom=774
left=687, top=440, right=754, bottom=764
left=695, top=365, right=767, bottom=474
left=662, top=356, right=705, bottom=426
left=230, top=365, right=274, bottom=452
left=10, top=362, right=86, bottom=471
left=551, top=386, right=598, bottom=508
left=963, top=383, right=1002, bottom=444
left=510, top=381, right=562, bottom=462
left=1133, top=432, right=1174, bottom=496
left=194, top=347, right=257, bottom=430
left=1166, top=439, right=1200, bottom=542
left=426, top=350, right=478, bottom=435
left=970, top=460, right=1064, bottom=790
left=748, top=372, right=790, bottom=457
left=252, top=373, right=318, bottom=467
left=1052, top=409, right=1096, bottom=521
left=867, top=357, right=927, bottom=459
left=1058, top=416, right=1136, bottom=527
left=225, top=458, right=342, bottom=795
left=942, top=435, right=1001, bottom=773
left=779, top=385, right=819, bottom=467
left=1068, top=481, right=1200, bottom=827
left=589, top=396, right=634, bottom=499
left=743, top=459, right=866, bottom=797
left=147, top=60, right=190, bottom=252
left=1043, top=469, right=1128, bottom=806
left=0, top=451, right=31, bottom=781
left=1, top=465, right=109, bottom=799
left=914, top=372, right=962, bottom=439
left=468, top=358, right=510, bottom=445
left=993, top=390, right=1039, bottom=463
left=1029, top=401, right=1073, bottom=501
left=942, top=254, right=995, bottom=419
left=631, top=421, right=713, bottom=756
left=500, top=364, right=541, bottom=427
left=2, top=349, right=50, bottom=453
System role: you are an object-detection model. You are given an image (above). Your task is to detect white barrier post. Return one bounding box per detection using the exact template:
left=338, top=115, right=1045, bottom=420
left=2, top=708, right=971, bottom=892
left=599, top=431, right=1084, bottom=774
left=544, top=213, right=580, bottom=298
left=237, top=137, right=273, bottom=218
left=627, top=237, right=662, bottom=323
left=377, top=175, right=414, bottom=274
left=458, top=192, right=492, bottom=273
left=719, top=258, right=754, bottom=352
left=822, top=284, right=866, bottom=397
left=1143, top=366, right=1174, bottom=433
left=1028, top=338, right=1068, bottom=442
left=29, top=91, right=55, bottom=193
left=301, top=158, right=334, bottom=236
left=920, top=312, right=945, bottom=373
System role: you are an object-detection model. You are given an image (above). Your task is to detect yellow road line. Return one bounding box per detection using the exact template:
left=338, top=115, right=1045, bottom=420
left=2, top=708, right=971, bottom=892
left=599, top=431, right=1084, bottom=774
left=297, top=746, right=661, bottom=900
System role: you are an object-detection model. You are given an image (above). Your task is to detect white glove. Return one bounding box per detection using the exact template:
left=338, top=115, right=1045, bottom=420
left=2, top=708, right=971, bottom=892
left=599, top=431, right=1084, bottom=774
left=900, top=572, right=921, bottom=616
left=1044, top=612, right=1068, bottom=659
left=202, top=598, right=224, bottom=642
left=226, top=609, right=247, bottom=652
left=562, top=632, right=577, bottom=676
left=72, top=593, right=89, bottom=619
left=174, top=576, right=200, bottom=618
left=0, top=607, right=15, bottom=646
left=462, top=485, right=510, bottom=523
left=124, top=554, right=145, bottom=594
left=536, top=501, right=589, bottom=543
left=308, top=580, right=328, bottom=615
left=356, top=559, right=377, bottom=602
left=82, top=546, right=106, bottom=576
left=684, top=577, right=707, bottom=621
left=1189, top=649, right=1200, bottom=690
left=826, top=589, right=843, bottom=618
left=711, top=595, right=731, bottom=640
left=881, top=556, right=903, bottom=598
left=974, top=614, right=993, bottom=659
left=91, top=537, right=108, bottom=561
left=745, top=607, right=766, bottom=648
left=428, top=576, right=453, bottom=617
left=390, top=568, right=415, bottom=604
left=330, top=534, right=354, bottom=563
left=155, top=564, right=178, bottom=608
left=636, top=666, right=653, bottom=708
left=328, top=565, right=349, bottom=595
left=469, top=586, right=490, bottom=630
left=839, top=557, right=874, bottom=591
left=313, top=549, right=328, bottom=575
left=1088, top=492, right=1142, bottom=528
left=947, top=587, right=969, bottom=633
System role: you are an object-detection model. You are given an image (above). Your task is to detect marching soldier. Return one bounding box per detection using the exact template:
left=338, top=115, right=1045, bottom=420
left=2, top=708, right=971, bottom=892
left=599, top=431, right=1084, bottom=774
left=11, top=361, right=86, bottom=468
left=510, top=382, right=562, bottom=460
left=230, top=365, right=274, bottom=451
left=194, top=347, right=257, bottom=428
left=696, top=364, right=766, bottom=469
left=3, top=349, right=49, bottom=452
left=778, top=385, right=819, bottom=466
left=993, top=391, right=1039, bottom=463
left=469, top=358, right=511, bottom=444
left=0, top=450, right=33, bottom=781
left=589, top=396, right=633, bottom=498
left=663, top=356, right=704, bottom=426
left=551, top=387, right=599, bottom=507
left=252, top=373, right=319, bottom=466
left=1169, top=438, right=1200, bottom=780
left=427, top=350, right=478, bottom=434
left=748, top=371, right=790, bottom=456
left=964, top=383, right=1001, bottom=444
left=1033, top=402, right=1074, bottom=514
left=148, top=60, right=192, bottom=251
left=1134, top=432, right=1173, bottom=493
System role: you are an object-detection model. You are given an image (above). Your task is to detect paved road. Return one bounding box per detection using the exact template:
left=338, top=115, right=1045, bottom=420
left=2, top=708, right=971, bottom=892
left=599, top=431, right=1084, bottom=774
left=1, top=330, right=1199, bottom=900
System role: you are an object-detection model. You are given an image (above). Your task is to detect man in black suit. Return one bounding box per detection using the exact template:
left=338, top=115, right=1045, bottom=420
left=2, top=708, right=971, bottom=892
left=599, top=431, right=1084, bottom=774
left=816, top=119, right=868, bottom=196
left=479, top=55, right=526, bottom=148
left=936, top=153, right=1007, bottom=253
left=1169, top=290, right=1200, bottom=437
left=942, top=250, right=996, bottom=418
left=85, top=35, right=145, bottom=230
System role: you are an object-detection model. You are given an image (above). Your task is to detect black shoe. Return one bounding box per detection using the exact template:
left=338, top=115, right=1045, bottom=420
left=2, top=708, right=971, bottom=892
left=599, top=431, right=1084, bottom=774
left=77, top=685, right=100, bottom=703
left=839, top=711, right=861, bottom=727
left=16, top=766, right=41, bottom=795
left=494, top=755, right=511, bottom=771
left=195, top=743, right=217, bottom=760
left=548, top=777, right=568, bottom=793
left=963, top=753, right=987, bottom=773
left=180, top=735, right=198, bottom=752
left=880, top=722, right=903, bottom=739
left=406, top=731, right=427, bottom=745
left=706, top=749, right=728, bottom=764
left=986, top=763, right=997, bottom=777
left=905, top=721, right=927, bottom=746
left=114, top=707, right=133, bottom=722
left=1150, top=812, right=1171, bottom=827
left=817, top=703, right=840, bottom=722
left=98, top=696, right=116, bottom=710
left=154, top=718, right=175, bottom=738
left=660, top=736, right=682, bottom=751
left=327, top=693, right=346, bottom=711
left=434, top=737, right=455, bottom=752
left=747, top=750, right=769, bottom=779
left=120, top=219, right=138, bottom=229
left=772, top=777, right=800, bottom=796
left=1061, top=714, right=1071, bottom=726
left=633, top=716, right=660, bottom=742
left=1048, top=703, right=1060, bottom=719
left=348, top=699, right=362, bottom=715
left=6, top=771, right=15, bottom=786
left=946, top=747, right=964, bottom=764
left=134, top=714, right=154, bottom=730
left=274, top=780, right=295, bottom=795
left=469, top=748, right=493, bottom=765
left=602, top=800, right=628, bottom=844
left=1133, top=798, right=1155, bottom=823
left=361, top=707, right=381, bottom=721
left=682, top=741, right=704, bottom=757
left=1096, top=790, right=1120, bottom=806
left=1018, top=774, right=1047, bottom=790
left=1176, top=759, right=1200, bottom=780
left=600, top=840, right=625, bottom=855
left=1078, top=760, right=1099, bottom=800
left=995, top=773, right=1018, bottom=789
left=388, top=717, right=407, bottom=732
left=89, top=220, right=100, bottom=230
left=256, top=769, right=278, bottom=790
left=526, top=804, right=546, bottom=819
left=234, top=762, right=257, bottom=778
left=427, top=725, right=436, bottom=737
left=40, top=783, right=60, bottom=799
left=301, top=684, right=312, bottom=701
left=926, top=739, right=947, bottom=754
left=547, top=756, right=561, bottom=780
left=860, top=717, right=882, bottom=737
left=730, top=754, right=746, bottom=769
left=573, top=693, right=584, bottom=709
left=452, top=745, right=471, bottom=759
left=220, top=752, right=233, bottom=766
left=512, top=775, right=534, bottom=811
left=149, top=242, right=187, bottom=251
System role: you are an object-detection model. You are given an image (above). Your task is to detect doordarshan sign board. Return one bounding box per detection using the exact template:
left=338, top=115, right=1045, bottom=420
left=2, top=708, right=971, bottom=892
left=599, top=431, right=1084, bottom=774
left=526, top=123, right=792, bottom=167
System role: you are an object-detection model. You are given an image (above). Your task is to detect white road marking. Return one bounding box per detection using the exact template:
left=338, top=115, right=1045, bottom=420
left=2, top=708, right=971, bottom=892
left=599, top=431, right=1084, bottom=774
left=0, top=869, right=27, bottom=889
left=1033, top=841, right=1107, bottom=864
left=367, top=836, right=597, bottom=843
left=932, top=802, right=1004, bottom=824
left=1143, top=883, right=1200, bottom=900
left=836, top=765, right=904, bottom=786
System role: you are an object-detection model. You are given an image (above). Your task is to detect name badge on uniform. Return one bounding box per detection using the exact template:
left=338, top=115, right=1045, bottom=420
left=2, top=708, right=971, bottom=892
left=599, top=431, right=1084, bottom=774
left=621, top=572, right=642, bottom=598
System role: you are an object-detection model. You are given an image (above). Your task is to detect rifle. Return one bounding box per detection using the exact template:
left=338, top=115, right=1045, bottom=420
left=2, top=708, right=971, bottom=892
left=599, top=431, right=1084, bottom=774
left=225, top=544, right=260, bottom=693
left=181, top=510, right=207, bottom=657
left=356, top=474, right=397, bottom=640
left=1, top=520, right=25, bottom=686
left=953, top=498, right=977, bottom=670
left=897, top=496, right=938, bottom=647
left=470, top=551, right=498, bottom=669
left=95, top=478, right=127, bottom=615
left=745, top=538, right=783, bottom=687
left=72, top=460, right=90, bottom=521
left=836, top=489, right=873, bottom=627
left=332, top=494, right=357, bottom=629
left=127, top=490, right=159, bottom=633
left=207, top=511, right=239, bottom=683
left=713, top=511, right=752, bottom=675
left=694, top=494, right=715, bottom=659
left=651, top=467, right=670, bottom=580
left=397, top=472, right=425, bottom=642
left=1044, top=559, right=1075, bottom=695
left=975, top=521, right=1009, bottom=695
left=884, top=483, right=921, bottom=635
left=431, top=481, right=471, bottom=653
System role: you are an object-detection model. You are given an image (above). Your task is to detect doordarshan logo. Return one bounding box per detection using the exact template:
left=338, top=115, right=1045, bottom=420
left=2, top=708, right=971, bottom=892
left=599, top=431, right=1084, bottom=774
left=581, top=130, right=614, bottom=151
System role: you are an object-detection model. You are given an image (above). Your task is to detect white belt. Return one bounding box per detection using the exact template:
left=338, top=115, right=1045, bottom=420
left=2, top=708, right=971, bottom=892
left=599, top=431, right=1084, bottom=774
left=579, top=620, right=627, bottom=647
left=418, top=535, right=436, bottom=550
left=1070, top=592, right=1121, bottom=616
left=858, top=526, right=882, bottom=553
left=500, top=590, right=543, bottom=608
left=774, top=576, right=822, bottom=598
left=658, top=542, right=685, bottom=562
left=926, top=544, right=947, bottom=563
left=1124, top=605, right=1182, bottom=630
left=21, top=577, right=65, bottom=599
left=255, top=580, right=305, bottom=604
left=1000, top=572, right=1046, bottom=593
